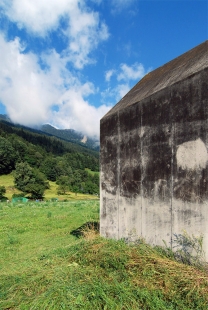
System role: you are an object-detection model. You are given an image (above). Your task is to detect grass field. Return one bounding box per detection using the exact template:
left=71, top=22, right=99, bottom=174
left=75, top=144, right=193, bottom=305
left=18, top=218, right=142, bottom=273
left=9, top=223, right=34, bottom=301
left=85, top=168, right=99, bottom=176
left=0, top=173, right=21, bottom=199
left=0, top=200, right=207, bottom=309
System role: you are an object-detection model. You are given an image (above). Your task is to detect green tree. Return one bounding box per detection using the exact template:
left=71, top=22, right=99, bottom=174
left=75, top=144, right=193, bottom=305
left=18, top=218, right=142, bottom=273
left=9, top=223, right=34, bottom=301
left=0, top=185, right=6, bottom=199
left=40, top=157, right=58, bottom=181
left=0, top=136, right=17, bottom=175
left=9, top=137, right=27, bottom=162
left=13, top=162, right=49, bottom=199
left=56, top=159, right=73, bottom=178
left=84, top=180, right=99, bottom=195
left=56, top=176, right=71, bottom=195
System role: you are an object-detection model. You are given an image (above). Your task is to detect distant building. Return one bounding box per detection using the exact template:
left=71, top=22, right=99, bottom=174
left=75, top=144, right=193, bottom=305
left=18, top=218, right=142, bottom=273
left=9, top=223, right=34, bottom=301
left=100, top=41, right=208, bottom=260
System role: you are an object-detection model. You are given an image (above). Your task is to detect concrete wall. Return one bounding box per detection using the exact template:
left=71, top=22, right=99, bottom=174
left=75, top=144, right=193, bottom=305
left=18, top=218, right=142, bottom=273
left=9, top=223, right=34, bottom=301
left=100, top=68, right=208, bottom=260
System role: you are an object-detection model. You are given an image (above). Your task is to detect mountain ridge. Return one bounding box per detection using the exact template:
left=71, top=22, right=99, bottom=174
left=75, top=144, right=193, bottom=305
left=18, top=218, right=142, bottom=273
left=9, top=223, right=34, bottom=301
left=41, top=124, right=99, bottom=151
left=0, top=114, right=99, bottom=151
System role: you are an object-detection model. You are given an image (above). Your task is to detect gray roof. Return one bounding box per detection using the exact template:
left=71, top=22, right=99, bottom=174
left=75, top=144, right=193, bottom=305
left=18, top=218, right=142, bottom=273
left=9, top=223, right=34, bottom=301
left=104, top=40, right=208, bottom=118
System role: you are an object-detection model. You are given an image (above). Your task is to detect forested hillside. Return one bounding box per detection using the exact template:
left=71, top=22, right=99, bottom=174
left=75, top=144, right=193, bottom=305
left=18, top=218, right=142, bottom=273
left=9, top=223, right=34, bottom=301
left=0, top=114, right=99, bottom=151
left=41, top=124, right=99, bottom=150
left=0, top=121, right=99, bottom=199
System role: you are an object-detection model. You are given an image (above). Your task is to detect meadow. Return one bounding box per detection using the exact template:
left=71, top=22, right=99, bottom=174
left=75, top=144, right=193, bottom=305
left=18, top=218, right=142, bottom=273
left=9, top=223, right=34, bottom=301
left=0, top=200, right=208, bottom=309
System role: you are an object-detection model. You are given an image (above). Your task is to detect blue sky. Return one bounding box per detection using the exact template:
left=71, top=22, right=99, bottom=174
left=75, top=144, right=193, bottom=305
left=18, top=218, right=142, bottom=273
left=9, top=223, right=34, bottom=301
left=0, top=0, right=207, bottom=137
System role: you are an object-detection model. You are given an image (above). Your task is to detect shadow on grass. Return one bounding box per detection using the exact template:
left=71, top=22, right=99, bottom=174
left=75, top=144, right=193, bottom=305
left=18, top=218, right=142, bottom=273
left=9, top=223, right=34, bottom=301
left=70, top=221, right=100, bottom=238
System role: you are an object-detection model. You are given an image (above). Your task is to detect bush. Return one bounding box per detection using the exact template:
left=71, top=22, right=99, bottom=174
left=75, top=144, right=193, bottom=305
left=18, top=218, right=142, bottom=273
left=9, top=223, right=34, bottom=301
left=13, top=162, right=49, bottom=199
left=12, top=193, right=25, bottom=198
left=0, top=185, right=6, bottom=198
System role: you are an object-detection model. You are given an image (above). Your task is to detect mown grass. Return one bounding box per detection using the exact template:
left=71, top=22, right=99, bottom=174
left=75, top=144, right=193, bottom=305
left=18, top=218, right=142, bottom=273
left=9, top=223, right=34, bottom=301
left=0, top=200, right=207, bottom=309
left=0, top=174, right=21, bottom=199
left=45, top=180, right=98, bottom=201
left=85, top=168, right=99, bottom=176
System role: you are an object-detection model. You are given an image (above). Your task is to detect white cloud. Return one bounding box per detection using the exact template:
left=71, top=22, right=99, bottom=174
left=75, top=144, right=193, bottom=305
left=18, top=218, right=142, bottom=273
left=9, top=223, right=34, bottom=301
left=0, top=34, right=110, bottom=137
left=89, top=0, right=102, bottom=5
left=110, top=0, right=136, bottom=13
left=102, top=62, right=148, bottom=104
left=52, top=89, right=111, bottom=137
left=117, top=63, right=146, bottom=81
left=0, top=0, right=70, bottom=35
left=105, top=69, right=115, bottom=82
left=0, top=1, right=111, bottom=137
left=0, top=35, right=58, bottom=125
left=101, top=83, right=130, bottom=103
left=0, top=0, right=109, bottom=69
left=115, top=83, right=131, bottom=101
left=66, top=10, right=109, bottom=68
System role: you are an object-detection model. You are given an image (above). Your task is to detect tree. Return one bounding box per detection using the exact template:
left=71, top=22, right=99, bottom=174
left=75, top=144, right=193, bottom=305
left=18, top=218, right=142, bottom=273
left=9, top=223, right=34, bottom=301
left=10, top=137, right=27, bottom=162
left=13, top=162, right=49, bottom=199
left=0, top=186, right=6, bottom=199
left=84, top=180, right=99, bottom=195
left=56, top=176, right=71, bottom=195
left=0, top=136, right=17, bottom=175
left=40, top=157, right=58, bottom=181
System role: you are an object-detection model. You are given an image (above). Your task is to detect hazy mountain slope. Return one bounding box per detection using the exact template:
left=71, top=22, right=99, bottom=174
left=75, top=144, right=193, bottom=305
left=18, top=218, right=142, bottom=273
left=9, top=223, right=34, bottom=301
left=0, top=119, right=99, bottom=159
left=0, top=115, right=99, bottom=151
left=41, top=124, right=99, bottom=151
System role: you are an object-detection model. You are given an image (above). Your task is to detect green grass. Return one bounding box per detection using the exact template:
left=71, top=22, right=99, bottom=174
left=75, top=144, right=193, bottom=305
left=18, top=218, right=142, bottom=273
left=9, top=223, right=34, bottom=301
left=85, top=168, right=99, bottom=176
left=0, top=201, right=207, bottom=309
left=0, top=173, right=21, bottom=199
left=45, top=180, right=99, bottom=201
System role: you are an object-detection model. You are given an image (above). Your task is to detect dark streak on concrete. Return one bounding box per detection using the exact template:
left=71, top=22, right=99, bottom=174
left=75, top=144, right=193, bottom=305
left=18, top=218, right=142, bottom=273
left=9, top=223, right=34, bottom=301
left=100, top=41, right=208, bottom=259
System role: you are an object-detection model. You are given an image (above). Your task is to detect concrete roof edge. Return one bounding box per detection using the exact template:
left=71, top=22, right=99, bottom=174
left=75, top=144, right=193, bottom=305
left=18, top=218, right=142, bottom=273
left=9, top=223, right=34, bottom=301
left=101, top=66, right=208, bottom=121
left=102, top=40, right=208, bottom=120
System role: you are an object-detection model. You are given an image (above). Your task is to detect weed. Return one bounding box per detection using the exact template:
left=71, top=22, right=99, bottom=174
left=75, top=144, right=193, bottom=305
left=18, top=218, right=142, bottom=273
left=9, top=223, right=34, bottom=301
left=47, top=211, right=52, bottom=218
left=157, top=232, right=206, bottom=269
left=6, top=234, right=20, bottom=245
left=172, top=231, right=206, bottom=267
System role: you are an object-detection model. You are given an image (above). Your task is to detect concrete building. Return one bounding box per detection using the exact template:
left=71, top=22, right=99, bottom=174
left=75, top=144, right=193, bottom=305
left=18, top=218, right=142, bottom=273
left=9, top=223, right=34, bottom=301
left=100, top=41, right=208, bottom=260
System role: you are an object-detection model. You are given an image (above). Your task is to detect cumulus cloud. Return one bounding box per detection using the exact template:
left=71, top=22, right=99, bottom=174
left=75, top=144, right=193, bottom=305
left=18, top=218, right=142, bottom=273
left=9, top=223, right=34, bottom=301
left=101, top=83, right=130, bottom=103
left=105, top=69, right=115, bottom=82
left=117, top=63, right=146, bottom=81
left=0, top=35, right=57, bottom=125
left=66, top=10, right=109, bottom=68
left=102, top=62, right=148, bottom=103
left=51, top=92, right=111, bottom=137
left=0, top=34, right=110, bottom=137
left=0, top=1, right=145, bottom=137
left=0, top=0, right=109, bottom=69
left=0, top=0, right=71, bottom=35
left=90, top=0, right=102, bottom=5
left=0, top=1, right=111, bottom=137
left=115, top=83, right=131, bottom=101
left=110, top=0, right=136, bottom=13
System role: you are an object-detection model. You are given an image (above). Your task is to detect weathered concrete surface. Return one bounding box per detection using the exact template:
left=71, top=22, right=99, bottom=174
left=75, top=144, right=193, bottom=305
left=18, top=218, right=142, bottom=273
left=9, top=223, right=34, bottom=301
left=100, top=41, right=208, bottom=260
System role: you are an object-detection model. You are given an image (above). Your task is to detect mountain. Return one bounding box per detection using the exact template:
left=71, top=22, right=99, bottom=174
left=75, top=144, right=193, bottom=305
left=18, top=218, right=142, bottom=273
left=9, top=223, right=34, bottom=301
left=40, top=124, right=100, bottom=151
left=0, top=114, right=100, bottom=151
left=0, top=114, right=11, bottom=122
left=0, top=119, right=99, bottom=158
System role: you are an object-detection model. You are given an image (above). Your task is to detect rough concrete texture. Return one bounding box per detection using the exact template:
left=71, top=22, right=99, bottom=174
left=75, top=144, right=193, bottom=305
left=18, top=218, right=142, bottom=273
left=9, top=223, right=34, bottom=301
left=100, top=41, right=208, bottom=260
